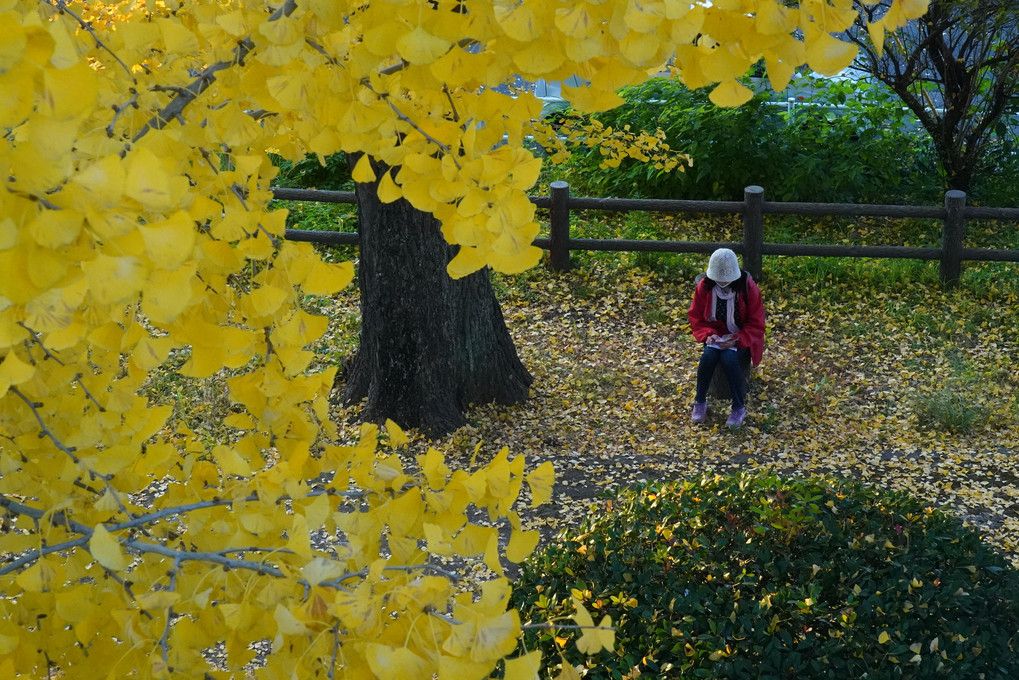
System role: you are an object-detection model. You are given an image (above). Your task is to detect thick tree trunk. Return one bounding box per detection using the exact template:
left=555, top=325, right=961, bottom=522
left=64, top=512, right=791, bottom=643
left=340, top=157, right=533, bottom=437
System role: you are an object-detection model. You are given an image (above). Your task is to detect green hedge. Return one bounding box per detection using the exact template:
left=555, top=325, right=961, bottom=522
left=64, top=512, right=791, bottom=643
left=512, top=473, right=1019, bottom=679
left=544, top=77, right=944, bottom=204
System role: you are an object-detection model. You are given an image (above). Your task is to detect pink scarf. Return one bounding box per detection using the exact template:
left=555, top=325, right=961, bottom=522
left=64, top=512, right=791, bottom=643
left=709, top=285, right=740, bottom=335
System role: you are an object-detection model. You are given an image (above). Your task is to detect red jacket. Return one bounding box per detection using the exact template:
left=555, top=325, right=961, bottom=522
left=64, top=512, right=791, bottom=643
left=688, top=273, right=766, bottom=366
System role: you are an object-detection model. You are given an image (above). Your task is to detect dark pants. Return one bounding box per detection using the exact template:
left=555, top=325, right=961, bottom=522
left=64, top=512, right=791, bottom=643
left=694, top=347, right=749, bottom=409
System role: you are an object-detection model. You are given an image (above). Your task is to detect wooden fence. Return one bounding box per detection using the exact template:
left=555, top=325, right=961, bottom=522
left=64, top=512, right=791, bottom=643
left=274, top=183, right=1019, bottom=287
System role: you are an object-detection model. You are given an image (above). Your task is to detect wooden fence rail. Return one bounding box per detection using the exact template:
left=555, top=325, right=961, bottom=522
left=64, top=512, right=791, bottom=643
left=273, top=184, right=1019, bottom=287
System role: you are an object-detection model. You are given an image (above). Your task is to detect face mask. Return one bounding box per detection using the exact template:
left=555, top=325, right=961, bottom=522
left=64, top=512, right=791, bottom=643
left=715, top=280, right=733, bottom=290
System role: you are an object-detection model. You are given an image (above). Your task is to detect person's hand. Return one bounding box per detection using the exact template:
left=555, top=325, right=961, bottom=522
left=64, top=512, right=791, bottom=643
left=705, top=334, right=720, bottom=345
left=717, top=337, right=737, bottom=349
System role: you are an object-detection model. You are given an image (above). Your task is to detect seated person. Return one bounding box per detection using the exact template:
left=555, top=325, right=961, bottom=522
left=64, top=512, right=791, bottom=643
left=687, top=248, right=766, bottom=427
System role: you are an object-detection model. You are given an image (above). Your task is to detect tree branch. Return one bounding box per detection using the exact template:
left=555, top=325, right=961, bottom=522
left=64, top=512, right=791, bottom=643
left=128, top=0, right=299, bottom=147
left=50, top=0, right=136, bottom=82
left=8, top=387, right=79, bottom=463
left=17, top=323, right=64, bottom=365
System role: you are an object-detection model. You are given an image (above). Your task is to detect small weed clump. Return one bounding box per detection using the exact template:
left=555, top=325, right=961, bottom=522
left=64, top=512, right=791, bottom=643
left=513, top=473, right=1019, bottom=680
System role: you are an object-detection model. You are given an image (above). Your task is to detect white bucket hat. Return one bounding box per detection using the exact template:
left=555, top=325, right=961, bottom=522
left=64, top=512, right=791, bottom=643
left=706, top=248, right=741, bottom=283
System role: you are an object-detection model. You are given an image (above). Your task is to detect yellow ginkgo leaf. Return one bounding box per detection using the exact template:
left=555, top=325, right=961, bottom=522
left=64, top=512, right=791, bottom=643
left=395, top=26, right=450, bottom=65
left=506, top=528, right=540, bottom=563
left=274, top=604, right=309, bottom=636
left=365, top=644, right=431, bottom=680
left=503, top=650, right=542, bottom=680
left=303, top=259, right=354, bottom=296
left=0, top=350, right=35, bottom=392
left=213, top=444, right=252, bottom=477
left=125, top=148, right=174, bottom=211
left=708, top=79, right=754, bottom=108
left=136, top=591, right=181, bottom=611
left=140, top=265, right=196, bottom=324
left=555, top=658, right=584, bottom=680
left=384, top=418, right=410, bottom=447
left=804, top=31, right=858, bottom=76
left=140, top=211, right=196, bottom=269
left=89, top=524, right=128, bottom=572
left=351, top=154, right=376, bottom=183
left=526, top=461, right=555, bottom=507
left=301, top=556, right=344, bottom=586
left=573, top=599, right=615, bottom=655
left=878, top=631, right=891, bottom=644
left=28, top=211, right=83, bottom=249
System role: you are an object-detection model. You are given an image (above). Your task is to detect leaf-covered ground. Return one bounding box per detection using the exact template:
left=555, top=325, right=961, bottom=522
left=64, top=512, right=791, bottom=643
left=324, top=244, right=1019, bottom=565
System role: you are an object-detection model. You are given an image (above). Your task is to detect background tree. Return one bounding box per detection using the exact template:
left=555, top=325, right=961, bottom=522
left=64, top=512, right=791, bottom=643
left=0, top=1, right=927, bottom=678
left=847, top=0, right=1019, bottom=194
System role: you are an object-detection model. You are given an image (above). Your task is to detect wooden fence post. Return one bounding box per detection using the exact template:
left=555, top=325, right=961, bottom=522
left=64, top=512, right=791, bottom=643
left=549, top=180, right=571, bottom=272
left=743, top=185, right=765, bottom=281
left=940, top=190, right=966, bottom=288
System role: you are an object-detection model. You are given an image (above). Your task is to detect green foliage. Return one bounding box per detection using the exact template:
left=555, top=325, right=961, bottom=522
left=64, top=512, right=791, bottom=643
left=911, top=350, right=998, bottom=434
left=548, top=76, right=943, bottom=203
left=271, top=151, right=353, bottom=190
left=269, top=151, right=359, bottom=258
left=513, top=473, right=1019, bottom=679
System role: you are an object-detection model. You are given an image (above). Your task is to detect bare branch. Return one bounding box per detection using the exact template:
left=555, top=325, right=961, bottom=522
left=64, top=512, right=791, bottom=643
left=159, top=562, right=180, bottom=664
left=108, top=92, right=140, bottom=138
left=9, top=387, right=79, bottom=463
left=17, top=322, right=64, bottom=365
left=72, top=373, right=105, bottom=412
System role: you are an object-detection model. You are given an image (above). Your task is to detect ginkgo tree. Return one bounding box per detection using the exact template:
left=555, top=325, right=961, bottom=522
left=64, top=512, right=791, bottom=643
left=0, top=1, right=926, bottom=678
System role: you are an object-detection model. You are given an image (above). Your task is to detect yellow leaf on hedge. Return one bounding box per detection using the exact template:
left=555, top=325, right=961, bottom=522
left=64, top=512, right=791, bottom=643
left=878, top=631, right=891, bottom=644
left=503, top=650, right=542, bottom=680
left=89, top=524, right=128, bottom=572
left=303, top=259, right=353, bottom=295
left=555, top=660, right=583, bottom=680
left=576, top=613, right=614, bottom=654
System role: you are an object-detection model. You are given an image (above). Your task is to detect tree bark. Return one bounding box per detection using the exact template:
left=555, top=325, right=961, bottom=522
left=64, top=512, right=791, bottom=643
left=339, top=156, right=533, bottom=437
